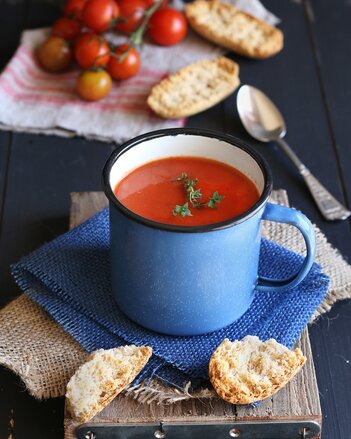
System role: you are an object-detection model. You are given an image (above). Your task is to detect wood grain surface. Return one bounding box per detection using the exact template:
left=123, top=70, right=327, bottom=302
left=0, top=1, right=350, bottom=438
left=307, top=0, right=351, bottom=209
left=64, top=192, right=321, bottom=439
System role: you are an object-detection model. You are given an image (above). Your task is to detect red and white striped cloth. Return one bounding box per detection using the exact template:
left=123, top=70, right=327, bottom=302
left=0, top=28, right=221, bottom=143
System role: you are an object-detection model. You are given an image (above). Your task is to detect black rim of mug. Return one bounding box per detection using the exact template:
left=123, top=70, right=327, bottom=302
left=102, top=128, right=273, bottom=233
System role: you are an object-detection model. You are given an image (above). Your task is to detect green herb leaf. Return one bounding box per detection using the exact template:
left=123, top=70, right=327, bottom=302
left=172, top=202, right=192, bottom=217
left=173, top=173, right=225, bottom=218
left=208, top=191, right=224, bottom=209
left=175, top=173, right=202, bottom=207
left=187, top=186, right=202, bottom=207
left=184, top=177, right=198, bottom=189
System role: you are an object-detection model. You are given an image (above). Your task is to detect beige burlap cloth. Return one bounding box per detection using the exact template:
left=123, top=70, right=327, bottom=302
left=1, top=190, right=351, bottom=402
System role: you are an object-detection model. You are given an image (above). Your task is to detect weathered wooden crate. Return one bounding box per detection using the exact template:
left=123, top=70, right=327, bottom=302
left=64, top=192, right=321, bottom=439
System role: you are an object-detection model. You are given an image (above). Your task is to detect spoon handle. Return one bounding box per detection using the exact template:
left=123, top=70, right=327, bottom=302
left=276, top=138, right=351, bottom=221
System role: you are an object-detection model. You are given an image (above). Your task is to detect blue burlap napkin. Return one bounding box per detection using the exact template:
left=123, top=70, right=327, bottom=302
left=11, top=208, right=329, bottom=389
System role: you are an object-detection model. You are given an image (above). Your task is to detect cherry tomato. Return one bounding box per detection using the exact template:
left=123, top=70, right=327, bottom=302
left=37, top=36, right=73, bottom=72
left=52, top=17, right=80, bottom=40
left=64, top=0, right=87, bottom=20
left=115, top=0, right=146, bottom=34
left=76, top=69, right=112, bottom=101
left=107, top=45, right=141, bottom=80
left=144, top=0, right=167, bottom=9
left=75, top=33, right=110, bottom=68
left=82, top=0, right=119, bottom=32
left=148, top=8, right=187, bottom=46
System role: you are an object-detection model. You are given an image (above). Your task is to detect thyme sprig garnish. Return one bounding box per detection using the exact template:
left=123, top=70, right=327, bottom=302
left=172, top=202, right=192, bottom=217
left=208, top=191, right=225, bottom=209
left=172, top=172, right=224, bottom=217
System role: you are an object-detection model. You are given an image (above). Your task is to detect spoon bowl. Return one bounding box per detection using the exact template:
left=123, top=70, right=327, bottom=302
left=237, top=85, right=286, bottom=142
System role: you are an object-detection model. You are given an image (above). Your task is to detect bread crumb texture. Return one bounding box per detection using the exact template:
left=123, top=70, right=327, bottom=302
left=185, top=0, right=283, bottom=59
left=209, top=336, right=306, bottom=404
left=66, top=345, right=152, bottom=423
left=147, top=56, right=239, bottom=118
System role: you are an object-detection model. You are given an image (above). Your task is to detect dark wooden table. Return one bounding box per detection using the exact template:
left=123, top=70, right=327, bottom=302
left=0, top=1, right=350, bottom=438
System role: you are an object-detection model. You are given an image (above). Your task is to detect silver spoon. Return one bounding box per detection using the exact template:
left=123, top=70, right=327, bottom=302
left=237, top=84, right=351, bottom=221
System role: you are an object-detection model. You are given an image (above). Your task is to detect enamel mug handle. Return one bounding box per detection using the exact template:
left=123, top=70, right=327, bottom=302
left=256, top=203, right=316, bottom=292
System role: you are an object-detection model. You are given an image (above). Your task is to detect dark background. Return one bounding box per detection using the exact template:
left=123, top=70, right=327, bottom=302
left=0, top=0, right=350, bottom=438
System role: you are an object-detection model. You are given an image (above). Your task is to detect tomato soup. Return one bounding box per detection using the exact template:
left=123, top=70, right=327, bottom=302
left=114, top=156, right=260, bottom=226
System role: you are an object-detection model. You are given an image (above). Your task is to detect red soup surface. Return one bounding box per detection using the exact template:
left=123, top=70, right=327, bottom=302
left=114, top=157, right=260, bottom=226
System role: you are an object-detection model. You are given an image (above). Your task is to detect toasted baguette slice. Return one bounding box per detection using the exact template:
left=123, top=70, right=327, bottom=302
left=66, top=345, right=152, bottom=423
left=147, top=56, right=239, bottom=119
left=185, top=0, right=283, bottom=59
left=209, top=336, right=306, bottom=404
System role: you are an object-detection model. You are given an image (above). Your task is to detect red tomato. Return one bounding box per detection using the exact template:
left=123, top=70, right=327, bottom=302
left=107, top=45, right=141, bottom=80
left=37, top=36, right=73, bottom=72
left=75, top=33, right=110, bottom=68
left=76, top=69, right=112, bottom=101
left=144, top=0, right=167, bottom=9
left=147, top=8, right=187, bottom=46
left=115, top=0, right=146, bottom=34
left=52, top=17, right=80, bottom=40
left=64, top=0, right=87, bottom=20
left=82, top=0, right=119, bottom=32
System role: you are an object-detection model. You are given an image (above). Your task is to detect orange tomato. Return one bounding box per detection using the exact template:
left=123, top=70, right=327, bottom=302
left=37, top=36, right=73, bottom=72
left=76, top=69, right=112, bottom=101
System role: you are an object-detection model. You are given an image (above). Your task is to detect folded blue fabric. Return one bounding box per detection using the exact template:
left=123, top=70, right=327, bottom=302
left=12, top=208, right=329, bottom=389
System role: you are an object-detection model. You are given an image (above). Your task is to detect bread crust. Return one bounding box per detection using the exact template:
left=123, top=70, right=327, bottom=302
left=209, top=337, right=306, bottom=405
left=66, top=345, right=152, bottom=423
left=185, top=0, right=284, bottom=59
left=147, top=56, right=240, bottom=119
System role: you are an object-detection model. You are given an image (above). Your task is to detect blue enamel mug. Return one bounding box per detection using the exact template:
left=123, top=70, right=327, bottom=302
left=103, top=129, right=316, bottom=336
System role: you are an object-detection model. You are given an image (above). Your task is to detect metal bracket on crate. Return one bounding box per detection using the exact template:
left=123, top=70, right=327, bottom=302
left=76, top=420, right=321, bottom=439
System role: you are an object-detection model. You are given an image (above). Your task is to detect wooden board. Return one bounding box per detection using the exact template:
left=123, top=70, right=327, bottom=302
left=64, top=192, right=322, bottom=439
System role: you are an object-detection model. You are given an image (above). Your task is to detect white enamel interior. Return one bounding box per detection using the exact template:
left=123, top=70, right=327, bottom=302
left=109, top=134, right=265, bottom=194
